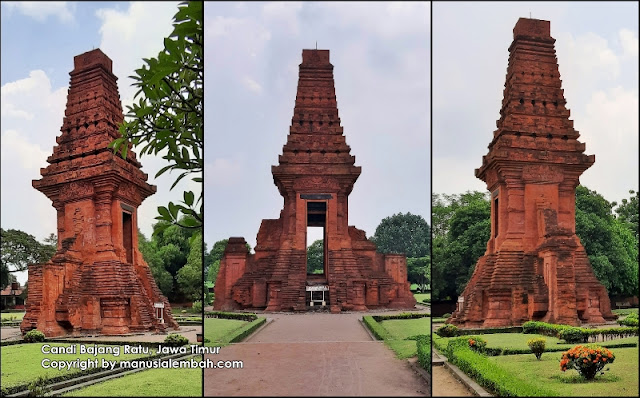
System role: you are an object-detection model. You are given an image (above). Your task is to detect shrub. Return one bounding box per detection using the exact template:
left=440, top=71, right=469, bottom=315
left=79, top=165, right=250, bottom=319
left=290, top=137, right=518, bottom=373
left=27, top=376, right=50, bottom=397
left=163, top=333, right=189, bottom=347
left=435, top=324, right=459, bottom=337
left=416, top=335, right=430, bottom=372
left=444, top=337, right=554, bottom=396
left=372, top=313, right=430, bottom=321
left=442, top=313, right=452, bottom=319
left=560, top=344, right=615, bottom=380
left=204, top=311, right=258, bottom=321
left=559, top=327, right=588, bottom=343
left=527, top=337, right=546, bottom=360
left=617, top=312, right=638, bottom=327
left=23, top=330, right=45, bottom=343
left=363, top=316, right=392, bottom=341
left=467, top=336, right=487, bottom=352
left=191, top=300, right=203, bottom=313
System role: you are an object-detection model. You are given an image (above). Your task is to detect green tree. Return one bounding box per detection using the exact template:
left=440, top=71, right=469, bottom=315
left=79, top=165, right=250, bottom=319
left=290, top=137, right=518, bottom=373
left=614, top=189, right=639, bottom=240
left=1, top=229, right=56, bottom=289
left=138, top=230, right=173, bottom=297
left=407, top=256, right=430, bottom=291
left=110, top=1, right=203, bottom=230
left=372, top=212, right=430, bottom=258
left=177, top=231, right=203, bottom=301
left=138, top=217, right=200, bottom=302
left=575, top=186, right=638, bottom=298
left=431, top=192, right=491, bottom=301
left=306, top=239, right=324, bottom=274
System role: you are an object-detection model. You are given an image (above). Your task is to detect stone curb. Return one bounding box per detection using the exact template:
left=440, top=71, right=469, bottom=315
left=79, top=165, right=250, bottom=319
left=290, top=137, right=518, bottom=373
left=407, top=357, right=432, bottom=396
left=431, top=349, right=446, bottom=366
left=433, top=348, right=492, bottom=397
left=358, top=318, right=378, bottom=341
left=241, top=318, right=274, bottom=343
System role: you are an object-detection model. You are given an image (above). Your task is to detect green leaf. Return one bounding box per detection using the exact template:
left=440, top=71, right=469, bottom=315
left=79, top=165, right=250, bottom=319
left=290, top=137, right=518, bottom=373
left=155, top=164, right=174, bottom=178
left=120, top=143, right=128, bottom=159
left=157, top=206, right=172, bottom=221
left=168, top=202, right=179, bottom=219
left=183, top=191, right=194, bottom=206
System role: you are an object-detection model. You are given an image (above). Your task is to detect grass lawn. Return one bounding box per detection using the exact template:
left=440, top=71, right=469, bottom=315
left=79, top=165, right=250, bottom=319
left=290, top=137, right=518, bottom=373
left=1, top=343, right=152, bottom=390
left=203, top=318, right=249, bottom=344
left=413, top=293, right=430, bottom=303
left=380, top=318, right=430, bottom=340
left=376, top=317, right=430, bottom=359
left=63, top=364, right=202, bottom=397
left=488, top=347, right=639, bottom=396
left=1, top=312, right=25, bottom=321
left=612, top=308, right=638, bottom=316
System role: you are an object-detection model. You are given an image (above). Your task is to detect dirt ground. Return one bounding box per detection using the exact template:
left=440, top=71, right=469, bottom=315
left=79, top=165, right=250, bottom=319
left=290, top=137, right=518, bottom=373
left=431, top=366, right=473, bottom=397
left=204, top=310, right=430, bottom=396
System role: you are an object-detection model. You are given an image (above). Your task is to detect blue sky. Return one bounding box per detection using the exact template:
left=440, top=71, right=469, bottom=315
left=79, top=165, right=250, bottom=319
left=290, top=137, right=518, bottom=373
left=1, top=1, right=197, bottom=283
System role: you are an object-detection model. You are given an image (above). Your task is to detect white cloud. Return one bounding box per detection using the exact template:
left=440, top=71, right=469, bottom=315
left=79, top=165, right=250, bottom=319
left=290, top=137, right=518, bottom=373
left=243, top=76, right=262, bottom=93
left=96, top=1, right=179, bottom=106
left=557, top=31, right=620, bottom=89
left=0, top=68, right=67, bottom=243
left=1, top=70, right=66, bottom=122
left=261, top=1, right=302, bottom=35
left=0, top=130, right=48, bottom=170
left=2, top=1, right=75, bottom=22
left=579, top=86, right=639, bottom=201
left=619, top=28, right=639, bottom=58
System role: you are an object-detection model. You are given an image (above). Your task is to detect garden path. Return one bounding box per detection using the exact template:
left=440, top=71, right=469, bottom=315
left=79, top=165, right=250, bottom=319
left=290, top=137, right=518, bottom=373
left=204, top=310, right=430, bottom=396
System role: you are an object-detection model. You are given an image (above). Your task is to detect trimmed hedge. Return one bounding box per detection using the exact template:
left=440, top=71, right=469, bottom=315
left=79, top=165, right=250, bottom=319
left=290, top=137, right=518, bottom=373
left=436, top=336, right=556, bottom=396
left=204, top=311, right=258, bottom=322
left=227, top=318, right=266, bottom=343
left=435, top=335, right=637, bottom=357
left=523, top=321, right=638, bottom=342
left=371, top=313, right=431, bottom=322
left=446, top=340, right=555, bottom=396
left=363, top=316, right=393, bottom=341
left=416, top=334, right=430, bottom=373
left=458, top=326, right=523, bottom=336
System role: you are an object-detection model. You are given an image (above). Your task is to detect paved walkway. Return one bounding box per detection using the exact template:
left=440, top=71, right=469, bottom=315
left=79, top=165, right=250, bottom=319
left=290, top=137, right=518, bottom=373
left=204, top=310, right=430, bottom=396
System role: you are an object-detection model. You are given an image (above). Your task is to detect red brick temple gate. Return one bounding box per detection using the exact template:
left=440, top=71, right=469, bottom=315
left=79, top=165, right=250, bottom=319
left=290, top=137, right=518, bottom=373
left=20, top=49, right=179, bottom=337
left=214, top=49, right=416, bottom=313
left=448, top=19, right=616, bottom=328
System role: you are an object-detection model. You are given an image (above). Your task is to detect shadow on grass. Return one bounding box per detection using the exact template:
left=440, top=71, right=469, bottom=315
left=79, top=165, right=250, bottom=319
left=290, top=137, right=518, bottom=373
left=551, top=373, right=620, bottom=384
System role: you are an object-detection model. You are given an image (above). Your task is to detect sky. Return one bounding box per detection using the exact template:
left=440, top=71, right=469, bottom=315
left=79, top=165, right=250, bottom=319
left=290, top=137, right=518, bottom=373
left=433, top=1, right=639, bottom=206
left=0, top=1, right=202, bottom=283
left=204, top=2, right=430, bottom=250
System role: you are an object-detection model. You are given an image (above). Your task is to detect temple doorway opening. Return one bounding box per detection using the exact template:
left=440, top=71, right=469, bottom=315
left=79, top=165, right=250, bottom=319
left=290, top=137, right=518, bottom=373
left=306, top=200, right=329, bottom=309
left=122, top=210, right=133, bottom=264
